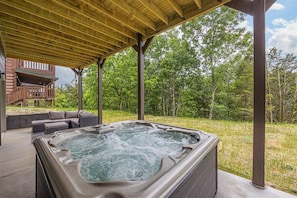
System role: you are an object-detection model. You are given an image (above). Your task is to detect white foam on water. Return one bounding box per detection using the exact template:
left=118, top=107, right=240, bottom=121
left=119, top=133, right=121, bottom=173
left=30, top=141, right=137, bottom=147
left=57, top=123, right=198, bottom=182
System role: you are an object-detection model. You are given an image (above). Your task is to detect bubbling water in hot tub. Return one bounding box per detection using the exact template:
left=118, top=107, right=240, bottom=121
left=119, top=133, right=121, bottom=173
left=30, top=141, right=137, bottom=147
left=56, top=122, right=199, bottom=182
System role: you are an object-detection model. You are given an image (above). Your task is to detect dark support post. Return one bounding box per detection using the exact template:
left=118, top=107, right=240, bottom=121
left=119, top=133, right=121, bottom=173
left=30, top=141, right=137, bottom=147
left=133, top=35, right=154, bottom=120
left=137, top=33, right=145, bottom=120
left=72, top=68, right=84, bottom=110
left=0, top=39, right=6, bottom=146
left=78, top=69, right=83, bottom=110
left=252, top=0, right=266, bottom=188
left=97, top=58, right=105, bottom=124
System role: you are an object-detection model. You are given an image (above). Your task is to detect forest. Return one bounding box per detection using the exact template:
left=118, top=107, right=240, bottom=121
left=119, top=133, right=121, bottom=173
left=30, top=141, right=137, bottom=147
left=55, top=7, right=297, bottom=123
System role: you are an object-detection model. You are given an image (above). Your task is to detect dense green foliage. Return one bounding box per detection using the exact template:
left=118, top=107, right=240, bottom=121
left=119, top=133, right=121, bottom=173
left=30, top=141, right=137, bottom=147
left=56, top=7, right=297, bottom=123
left=55, top=83, right=78, bottom=108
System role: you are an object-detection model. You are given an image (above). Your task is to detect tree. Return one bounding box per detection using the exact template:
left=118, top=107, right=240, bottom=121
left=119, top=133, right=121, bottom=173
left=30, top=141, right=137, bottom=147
left=266, top=48, right=297, bottom=123
left=83, top=49, right=138, bottom=112
left=83, top=64, right=98, bottom=110
left=181, top=7, right=250, bottom=120
left=233, top=52, right=254, bottom=121
left=81, top=7, right=261, bottom=122
left=145, top=29, right=201, bottom=116
left=55, top=83, right=78, bottom=108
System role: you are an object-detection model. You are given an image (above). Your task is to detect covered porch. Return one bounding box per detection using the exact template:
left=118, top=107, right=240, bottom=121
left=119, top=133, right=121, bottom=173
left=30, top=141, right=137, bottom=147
left=0, top=127, right=295, bottom=198
left=0, top=0, right=289, bottom=196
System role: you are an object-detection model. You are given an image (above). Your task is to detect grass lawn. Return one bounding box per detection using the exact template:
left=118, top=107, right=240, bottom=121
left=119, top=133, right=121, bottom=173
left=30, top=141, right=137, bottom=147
left=6, top=107, right=297, bottom=195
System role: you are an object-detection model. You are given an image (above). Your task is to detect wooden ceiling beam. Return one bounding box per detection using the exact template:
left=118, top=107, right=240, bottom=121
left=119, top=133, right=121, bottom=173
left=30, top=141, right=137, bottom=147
left=266, top=0, right=276, bottom=11
left=194, top=0, right=202, bottom=9
left=166, top=0, right=184, bottom=18
left=6, top=50, right=84, bottom=68
left=0, top=16, right=110, bottom=54
left=94, top=0, right=230, bottom=61
left=0, top=0, right=234, bottom=68
left=52, top=0, right=136, bottom=40
left=3, top=35, right=99, bottom=60
left=138, top=0, right=169, bottom=25
left=225, top=0, right=276, bottom=16
left=144, top=0, right=230, bottom=40
left=0, top=1, right=120, bottom=49
left=224, top=0, right=253, bottom=15
left=0, top=23, right=105, bottom=55
left=110, top=0, right=156, bottom=31
left=6, top=47, right=88, bottom=67
left=26, top=0, right=129, bottom=44
left=82, top=0, right=146, bottom=35
left=4, top=41, right=90, bottom=62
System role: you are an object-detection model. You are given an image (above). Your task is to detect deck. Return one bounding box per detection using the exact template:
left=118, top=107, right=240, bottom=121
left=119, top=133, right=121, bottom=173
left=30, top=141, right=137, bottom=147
left=0, top=128, right=296, bottom=198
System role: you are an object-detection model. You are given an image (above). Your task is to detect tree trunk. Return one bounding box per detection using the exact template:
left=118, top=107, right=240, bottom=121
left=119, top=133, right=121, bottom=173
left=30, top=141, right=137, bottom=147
left=209, top=67, right=216, bottom=120
left=176, top=94, right=181, bottom=117
left=277, top=66, right=283, bottom=122
left=162, top=95, right=166, bottom=116
left=119, top=97, right=123, bottom=111
left=290, top=81, right=297, bottom=123
left=171, top=80, right=176, bottom=116
left=266, top=67, right=273, bottom=123
left=283, top=69, right=287, bottom=122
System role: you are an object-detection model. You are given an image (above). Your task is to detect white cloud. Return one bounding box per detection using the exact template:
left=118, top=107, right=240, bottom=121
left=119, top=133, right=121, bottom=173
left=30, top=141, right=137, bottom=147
left=270, top=3, right=285, bottom=10
left=268, top=18, right=297, bottom=54
left=272, top=18, right=288, bottom=26
left=55, top=66, right=75, bottom=86
left=266, top=27, right=274, bottom=34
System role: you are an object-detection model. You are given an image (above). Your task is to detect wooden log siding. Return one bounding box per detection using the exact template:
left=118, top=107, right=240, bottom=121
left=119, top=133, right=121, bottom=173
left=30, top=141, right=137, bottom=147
left=5, top=58, right=56, bottom=105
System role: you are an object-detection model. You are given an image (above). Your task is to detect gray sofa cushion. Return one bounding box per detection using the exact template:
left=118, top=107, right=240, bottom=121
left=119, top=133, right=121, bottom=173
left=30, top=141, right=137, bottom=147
left=65, top=111, right=78, bottom=118
left=79, top=112, right=94, bottom=117
left=80, top=116, right=98, bottom=127
left=69, top=118, right=80, bottom=128
left=32, top=119, right=52, bottom=124
left=44, top=122, right=68, bottom=134
left=49, top=111, right=65, bottom=120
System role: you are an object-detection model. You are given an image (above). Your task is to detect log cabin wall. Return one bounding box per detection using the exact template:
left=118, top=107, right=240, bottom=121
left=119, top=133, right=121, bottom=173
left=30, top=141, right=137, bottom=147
left=5, top=58, right=56, bottom=107
left=5, top=58, right=17, bottom=95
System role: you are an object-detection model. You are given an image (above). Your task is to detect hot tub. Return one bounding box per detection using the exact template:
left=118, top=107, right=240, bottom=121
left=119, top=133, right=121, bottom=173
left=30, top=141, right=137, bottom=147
left=34, top=120, right=219, bottom=198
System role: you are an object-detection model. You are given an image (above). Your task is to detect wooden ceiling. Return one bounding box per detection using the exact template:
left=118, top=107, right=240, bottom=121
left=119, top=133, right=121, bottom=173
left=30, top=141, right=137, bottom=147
left=0, top=0, right=230, bottom=68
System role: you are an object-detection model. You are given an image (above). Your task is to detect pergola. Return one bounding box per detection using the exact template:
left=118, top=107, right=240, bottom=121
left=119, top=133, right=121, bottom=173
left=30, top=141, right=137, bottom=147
left=0, top=0, right=275, bottom=189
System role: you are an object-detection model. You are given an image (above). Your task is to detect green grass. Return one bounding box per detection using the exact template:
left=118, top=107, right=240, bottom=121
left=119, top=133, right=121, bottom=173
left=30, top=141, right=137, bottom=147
left=6, top=107, right=297, bottom=195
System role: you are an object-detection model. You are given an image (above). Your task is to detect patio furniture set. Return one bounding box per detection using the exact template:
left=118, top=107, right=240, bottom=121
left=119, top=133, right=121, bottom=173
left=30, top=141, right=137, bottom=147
left=31, top=110, right=98, bottom=141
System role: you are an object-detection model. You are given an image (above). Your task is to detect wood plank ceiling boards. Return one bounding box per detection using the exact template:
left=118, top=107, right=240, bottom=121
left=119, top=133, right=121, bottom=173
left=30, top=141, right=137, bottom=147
left=0, top=0, right=230, bottom=68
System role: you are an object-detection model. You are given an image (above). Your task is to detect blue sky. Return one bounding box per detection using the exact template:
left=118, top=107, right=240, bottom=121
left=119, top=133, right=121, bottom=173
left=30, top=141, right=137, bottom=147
left=55, top=0, right=297, bottom=86
left=266, top=0, right=297, bottom=54
left=245, top=0, right=297, bottom=54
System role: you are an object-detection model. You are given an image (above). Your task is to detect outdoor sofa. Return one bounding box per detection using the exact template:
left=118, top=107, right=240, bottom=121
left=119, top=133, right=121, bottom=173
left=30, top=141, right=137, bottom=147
left=31, top=110, right=98, bottom=141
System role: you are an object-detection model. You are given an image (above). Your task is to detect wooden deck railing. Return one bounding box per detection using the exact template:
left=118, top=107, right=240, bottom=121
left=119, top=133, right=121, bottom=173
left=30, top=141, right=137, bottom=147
left=18, top=60, right=55, bottom=76
left=6, top=87, right=25, bottom=105
left=6, top=86, right=55, bottom=105
left=25, top=86, right=54, bottom=99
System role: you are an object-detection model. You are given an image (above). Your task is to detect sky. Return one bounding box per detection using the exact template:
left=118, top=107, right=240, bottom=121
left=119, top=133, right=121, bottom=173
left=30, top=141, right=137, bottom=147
left=245, top=0, right=297, bottom=54
left=55, top=0, right=297, bottom=86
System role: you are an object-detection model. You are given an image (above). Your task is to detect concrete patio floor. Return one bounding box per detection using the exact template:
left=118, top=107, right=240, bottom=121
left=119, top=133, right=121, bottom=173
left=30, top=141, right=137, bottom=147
left=1, top=128, right=296, bottom=198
